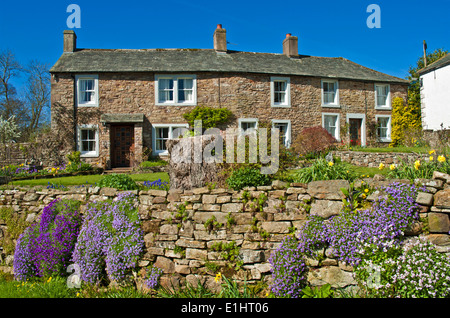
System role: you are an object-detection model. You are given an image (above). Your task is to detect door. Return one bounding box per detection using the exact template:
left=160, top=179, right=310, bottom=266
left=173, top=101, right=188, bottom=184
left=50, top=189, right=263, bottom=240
left=349, top=118, right=362, bottom=146
left=111, top=125, right=135, bottom=167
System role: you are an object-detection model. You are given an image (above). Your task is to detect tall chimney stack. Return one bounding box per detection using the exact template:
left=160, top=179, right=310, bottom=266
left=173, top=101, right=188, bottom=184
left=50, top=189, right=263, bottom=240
left=213, top=24, right=227, bottom=53
left=283, top=33, right=298, bottom=58
left=63, top=30, right=77, bottom=53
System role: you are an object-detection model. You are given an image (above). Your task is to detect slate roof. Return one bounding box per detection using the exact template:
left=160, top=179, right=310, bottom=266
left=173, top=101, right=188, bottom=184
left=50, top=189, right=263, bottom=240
left=418, top=53, right=450, bottom=75
left=50, top=48, right=408, bottom=84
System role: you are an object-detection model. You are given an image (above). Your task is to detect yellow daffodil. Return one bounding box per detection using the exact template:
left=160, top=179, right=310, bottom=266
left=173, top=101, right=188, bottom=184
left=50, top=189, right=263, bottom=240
left=429, top=149, right=435, bottom=155
left=390, top=164, right=396, bottom=170
left=429, top=156, right=434, bottom=161
left=378, top=163, right=385, bottom=170
left=328, top=161, right=334, bottom=167
left=214, top=272, right=222, bottom=283
left=364, top=188, right=369, bottom=193
left=414, top=160, right=421, bottom=170
left=47, top=277, right=52, bottom=283
left=438, top=155, right=446, bottom=163
left=361, top=194, right=367, bottom=199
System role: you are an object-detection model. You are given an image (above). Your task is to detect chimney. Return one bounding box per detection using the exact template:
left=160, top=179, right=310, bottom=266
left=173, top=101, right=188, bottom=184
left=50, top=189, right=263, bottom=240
left=63, top=30, right=77, bottom=53
left=213, top=24, right=227, bottom=53
left=283, top=33, right=298, bottom=58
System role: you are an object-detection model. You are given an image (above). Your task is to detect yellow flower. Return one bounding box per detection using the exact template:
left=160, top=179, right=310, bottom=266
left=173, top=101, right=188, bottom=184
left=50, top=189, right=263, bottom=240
left=378, top=163, right=385, bottom=170
left=390, top=164, right=396, bottom=170
left=328, top=162, right=334, bottom=167
left=214, top=272, right=222, bottom=283
left=47, top=277, right=52, bottom=283
left=68, top=161, right=72, bottom=165
left=361, top=194, right=366, bottom=199
left=438, top=155, right=446, bottom=163
left=429, top=156, right=434, bottom=161
left=76, top=292, right=80, bottom=297
left=364, top=188, right=369, bottom=193
left=429, top=150, right=435, bottom=155
left=414, top=160, right=421, bottom=170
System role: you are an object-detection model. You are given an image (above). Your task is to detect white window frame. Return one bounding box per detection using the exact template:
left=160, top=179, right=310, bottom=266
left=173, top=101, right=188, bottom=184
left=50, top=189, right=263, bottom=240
left=270, top=77, right=291, bottom=107
left=76, top=75, right=99, bottom=107
left=152, top=123, right=189, bottom=155
left=346, top=113, right=366, bottom=147
left=375, top=115, right=392, bottom=142
left=238, top=118, right=258, bottom=134
left=375, top=84, right=391, bottom=109
left=272, top=119, right=292, bottom=148
left=77, top=124, right=99, bottom=157
left=321, top=79, right=339, bottom=107
left=155, top=75, right=197, bottom=106
left=321, top=113, right=341, bottom=141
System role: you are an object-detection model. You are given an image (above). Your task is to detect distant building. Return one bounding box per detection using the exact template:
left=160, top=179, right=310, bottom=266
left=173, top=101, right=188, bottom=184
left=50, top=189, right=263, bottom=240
left=50, top=25, right=408, bottom=169
left=418, top=53, right=450, bottom=131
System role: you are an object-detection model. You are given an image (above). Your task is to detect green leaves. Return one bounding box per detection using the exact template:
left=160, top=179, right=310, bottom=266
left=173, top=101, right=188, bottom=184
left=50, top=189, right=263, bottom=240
left=97, top=173, right=139, bottom=190
left=226, top=166, right=271, bottom=190
left=182, top=106, right=232, bottom=130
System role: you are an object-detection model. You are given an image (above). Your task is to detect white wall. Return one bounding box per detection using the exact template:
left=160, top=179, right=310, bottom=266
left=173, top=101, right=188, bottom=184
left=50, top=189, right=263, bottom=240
left=420, top=64, right=450, bottom=130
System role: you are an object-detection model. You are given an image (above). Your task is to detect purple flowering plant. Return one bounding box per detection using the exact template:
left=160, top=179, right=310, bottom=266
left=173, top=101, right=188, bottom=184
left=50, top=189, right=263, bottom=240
left=269, top=182, right=424, bottom=297
left=71, top=191, right=144, bottom=285
left=13, top=199, right=82, bottom=281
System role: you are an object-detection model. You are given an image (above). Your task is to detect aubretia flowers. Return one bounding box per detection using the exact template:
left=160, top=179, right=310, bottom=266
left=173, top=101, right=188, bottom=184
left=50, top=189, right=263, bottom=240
left=71, top=192, right=144, bottom=285
left=13, top=199, right=82, bottom=281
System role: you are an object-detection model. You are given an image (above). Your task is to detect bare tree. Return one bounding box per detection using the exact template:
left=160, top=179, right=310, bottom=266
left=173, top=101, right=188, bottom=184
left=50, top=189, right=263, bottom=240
left=0, top=50, right=29, bottom=131
left=24, top=60, right=50, bottom=133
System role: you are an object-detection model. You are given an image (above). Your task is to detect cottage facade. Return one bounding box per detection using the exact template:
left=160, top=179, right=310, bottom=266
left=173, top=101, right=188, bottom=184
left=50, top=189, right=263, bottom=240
left=419, top=53, right=450, bottom=131
left=50, top=25, right=408, bottom=169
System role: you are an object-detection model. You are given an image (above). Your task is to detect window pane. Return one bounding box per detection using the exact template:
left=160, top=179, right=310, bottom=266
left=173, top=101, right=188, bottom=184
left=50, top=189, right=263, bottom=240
left=159, top=79, right=174, bottom=102
left=156, top=127, right=169, bottom=139
left=178, top=79, right=193, bottom=102
left=274, top=123, right=288, bottom=146
left=377, top=117, right=389, bottom=138
left=324, top=115, right=337, bottom=137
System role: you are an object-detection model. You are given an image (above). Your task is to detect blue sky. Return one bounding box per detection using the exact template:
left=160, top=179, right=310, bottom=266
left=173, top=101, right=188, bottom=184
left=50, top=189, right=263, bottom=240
left=1, top=0, right=450, bottom=91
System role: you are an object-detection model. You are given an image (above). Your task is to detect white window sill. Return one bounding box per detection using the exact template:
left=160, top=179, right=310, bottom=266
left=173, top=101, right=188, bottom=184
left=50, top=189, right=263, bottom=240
left=80, top=152, right=99, bottom=158
left=156, top=102, right=196, bottom=106
left=271, top=104, right=291, bottom=108
left=322, top=104, right=340, bottom=108
left=78, top=103, right=99, bottom=108
left=375, top=106, right=392, bottom=111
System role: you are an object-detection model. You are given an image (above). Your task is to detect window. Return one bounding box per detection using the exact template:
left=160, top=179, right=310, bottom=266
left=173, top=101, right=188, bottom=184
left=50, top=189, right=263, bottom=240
left=375, top=84, right=390, bottom=108
left=77, top=125, right=99, bottom=157
left=322, top=113, right=340, bottom=140
left=76, top=75, right=99, bottom=107
left=238, top=118, right=258, bottom=133
left=272, top=120, right=291, bottom=148
left=271, top=77, right=290, bottom=107
left=322, top=79, right=339, bottom=106
left=376, top=115, right=391, bottom=142
left=152, top=124, right=189, bottom=155
left=155, top=75, right=196, bottom=105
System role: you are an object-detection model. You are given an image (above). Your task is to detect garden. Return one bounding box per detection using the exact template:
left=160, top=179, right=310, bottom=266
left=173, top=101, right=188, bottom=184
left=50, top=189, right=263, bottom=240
left=1, top=107, right=450, bottom=299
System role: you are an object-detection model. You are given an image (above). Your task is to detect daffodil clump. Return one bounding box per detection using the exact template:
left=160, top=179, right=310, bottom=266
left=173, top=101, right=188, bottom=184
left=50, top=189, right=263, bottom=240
left=377, top=150, right=449, bottom=181
left=293, top=158, right=356, bottom=183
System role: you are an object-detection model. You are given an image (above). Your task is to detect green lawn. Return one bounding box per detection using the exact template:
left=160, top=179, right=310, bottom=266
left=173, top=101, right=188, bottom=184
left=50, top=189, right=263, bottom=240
left=10, top=172, right=169, bottom=187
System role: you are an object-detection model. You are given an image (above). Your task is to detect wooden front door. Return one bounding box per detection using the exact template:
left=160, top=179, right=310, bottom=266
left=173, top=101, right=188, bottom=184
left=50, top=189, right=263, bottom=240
left=349, top=118, right=362, bottom=146
left=111, top=125, right=135, bottom=168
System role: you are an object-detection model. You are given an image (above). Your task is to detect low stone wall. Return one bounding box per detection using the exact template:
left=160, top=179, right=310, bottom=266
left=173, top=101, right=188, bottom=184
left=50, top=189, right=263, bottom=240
left=1, top=173, right=449, bottom=291
left=332, top=150, right=429, bottom=168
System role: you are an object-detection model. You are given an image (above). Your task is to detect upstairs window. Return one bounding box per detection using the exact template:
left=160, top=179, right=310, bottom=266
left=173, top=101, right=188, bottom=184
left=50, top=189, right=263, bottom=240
left=375, top=84, right=391, bottom=108
left=271, top=77, right=290, bottom=107
left=156, top=75, right=196, bottom=105
left=76, top=75, right=99, bottom=107
left=322, top=79, right=339, bottom=106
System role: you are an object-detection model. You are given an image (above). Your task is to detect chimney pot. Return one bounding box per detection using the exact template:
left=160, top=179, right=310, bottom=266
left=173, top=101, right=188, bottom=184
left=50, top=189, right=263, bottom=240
left=213, top=24, right=227, bottom=53
left=283, top=34, right=298, bottom=58
left=63, top=30, right=77, bottom=53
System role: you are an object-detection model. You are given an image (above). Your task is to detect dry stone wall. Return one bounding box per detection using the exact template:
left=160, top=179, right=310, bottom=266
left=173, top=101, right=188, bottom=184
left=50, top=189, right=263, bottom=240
left=1, top=173, right=450, bottom=290
left=332, top=150, right=430, bottom=168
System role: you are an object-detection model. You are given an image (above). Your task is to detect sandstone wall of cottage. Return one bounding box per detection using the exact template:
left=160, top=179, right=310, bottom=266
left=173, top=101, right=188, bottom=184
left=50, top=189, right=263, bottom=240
left=51, top=72, right=407, bottom=168
left=1, top=173, right=449, bottom=290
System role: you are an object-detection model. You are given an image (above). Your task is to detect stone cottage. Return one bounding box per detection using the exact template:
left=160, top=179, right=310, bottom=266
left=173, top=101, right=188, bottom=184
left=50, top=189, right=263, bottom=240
left=49, top=25, right=408, bottom=169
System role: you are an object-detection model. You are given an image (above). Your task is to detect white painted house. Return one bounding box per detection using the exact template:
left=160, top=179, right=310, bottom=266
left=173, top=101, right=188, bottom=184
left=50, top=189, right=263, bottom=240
left=419, top=53, right=450, bottom=131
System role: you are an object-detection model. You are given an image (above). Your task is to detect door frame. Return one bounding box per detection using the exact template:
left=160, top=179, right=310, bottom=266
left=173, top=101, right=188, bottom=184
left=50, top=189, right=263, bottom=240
left=346, top=113, right=366, bottom=147
left=110, top=124, right=135, bottom=168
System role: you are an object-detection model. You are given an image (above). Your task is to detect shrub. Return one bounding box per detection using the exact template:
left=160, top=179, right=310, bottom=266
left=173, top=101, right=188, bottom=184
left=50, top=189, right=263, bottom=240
left=65, top=151, right=93, bottom=173
left=291, top=126, right=338, bottom=158
left=292, top=158, right=356, bottom=183
left=13, top=199, right=82, bottom=281
left=97, top=173, right=139, bottom=190
left=71, top=192, right=144, bottom=285
left=183, top=106, right=233, bottom=130
left=225, top=166, right=271, bottom=190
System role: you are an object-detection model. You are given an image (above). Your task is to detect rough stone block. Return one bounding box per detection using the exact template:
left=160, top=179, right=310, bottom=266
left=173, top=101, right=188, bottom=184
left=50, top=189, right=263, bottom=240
left=310, top=200, right=344, bottom=219
left=428, top=213, right=450, bottom=233
left=202, top=195, right=217, bottom=204
left=260, top=221, right=291, bottom=234
left=434, top=189, right=450, bottom=208
left=307, top=180, right=349, bottom=200
left=415, top=192, right=434, bottom=206
left=221, top=203, right=242, bottom=213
